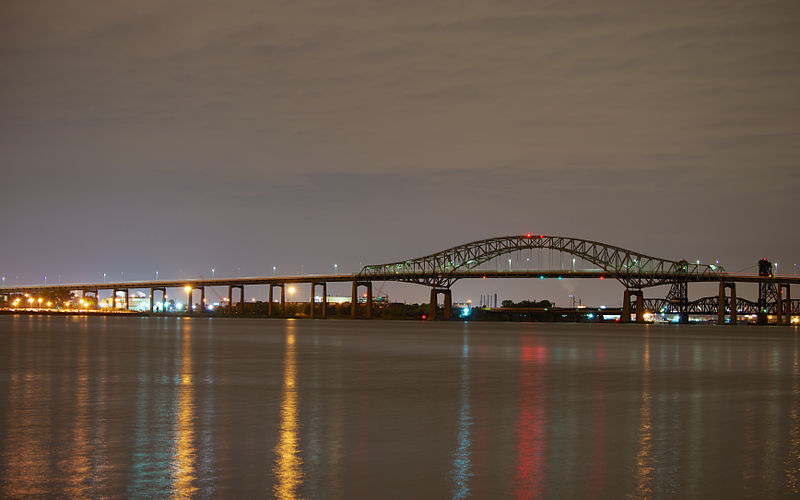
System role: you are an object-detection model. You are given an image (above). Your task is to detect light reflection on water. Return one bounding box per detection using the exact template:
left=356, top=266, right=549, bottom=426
left=1, top=317, right=800, bottom=498
left=631, top=333, right=653, bottom=499
left=449, top=332, right=473, bottom=499
left=512, top=336, right=547, bottom=497
left=172, top=323, right=197, bottom=498
left=787, top=338, right=800, bottom=493
left=273, top=323, right=303, bottom=499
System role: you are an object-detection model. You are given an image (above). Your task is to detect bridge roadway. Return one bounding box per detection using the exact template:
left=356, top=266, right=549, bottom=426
left=3, top=270, right=800, bottom=295
left=1, top=270, right=799, bottom=322
left=1, top=234, right=798, bottom=324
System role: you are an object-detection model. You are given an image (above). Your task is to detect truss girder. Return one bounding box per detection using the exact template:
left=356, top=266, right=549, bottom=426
left=359, top=235, right=726, bottom=288
left=643, top=297, right=795, bottom=316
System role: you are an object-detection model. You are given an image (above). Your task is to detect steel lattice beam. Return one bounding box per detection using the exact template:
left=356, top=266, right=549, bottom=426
left=359, top=234, right=726, bottom=288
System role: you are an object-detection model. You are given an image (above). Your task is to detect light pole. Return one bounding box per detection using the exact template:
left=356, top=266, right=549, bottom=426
left=156, top=270, right=159, bottom=279
left=44, top=275, right=47, bottom=285
left=103, top=273, right=106, bottom=283
left=508, top=258, right=512, bottom=272
left=334, top=263, right=338, bottom=274
left=212, top=268, right=215, bottom=279
left=273, top=266, right=277, bottom=276
left=300, top=264, right=304, bottom=275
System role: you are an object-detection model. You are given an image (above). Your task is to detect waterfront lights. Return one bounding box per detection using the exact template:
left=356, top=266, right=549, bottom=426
left=288, top=286, right=296, bottom=295
left=184, top=285, right=192, bottom=293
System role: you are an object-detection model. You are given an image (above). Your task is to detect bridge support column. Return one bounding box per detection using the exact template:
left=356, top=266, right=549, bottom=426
left=239, top=285, right=245, bottom=315
left=228, top=285, right=233, bottom=315
left=429, top=288, right=453, bottom=320
left=351, top=281, right=372, bottom=319
left=783, top=284, right=791, bottom=325
left=322, top=283, right=327, bottom=319
left=757, top=279, right=778, bottom=325
left=351, top=281, right=358, bottom=319
left=200, top=287, right=205, bottom=314
left=310, top=284, right=316, bottom=319
left=124, top=289, right=129, bottom=311
left=366, top=282, right=372, bottom=319
left=634, top=291, right=644, bottom=323
left=281, top=284, right=286, bottom=317
left=665, top=280, right=689, bottom=324
left=269, top=285, right=274, bottom=316
left=186, top=287, right=193, bottom=313
left=777, top=285, right=783, bottom=326
left=716, top=282, right=738, bottom=325
left=621, top=290, right=631, bottom=323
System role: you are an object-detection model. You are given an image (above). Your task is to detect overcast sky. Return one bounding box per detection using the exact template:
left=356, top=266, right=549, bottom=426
left=1, top=0, right=798, bottom=304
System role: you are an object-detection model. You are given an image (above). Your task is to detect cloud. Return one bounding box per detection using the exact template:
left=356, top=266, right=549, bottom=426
left=1, top=0, right=798, bottom=293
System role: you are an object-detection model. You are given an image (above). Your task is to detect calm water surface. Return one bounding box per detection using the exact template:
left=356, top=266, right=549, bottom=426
left=1, top=315, right=799, bottom=498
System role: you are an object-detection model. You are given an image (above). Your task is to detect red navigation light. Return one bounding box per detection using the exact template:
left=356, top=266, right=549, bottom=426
left=421, top=314, right=427, bottom=320
left=599, top=276, right=605, bottom=280
left=482, top=275, right=487, bottom=279
left=526, top=233, right=532, bottom=238
left=539, top=234, right=544, bottom=238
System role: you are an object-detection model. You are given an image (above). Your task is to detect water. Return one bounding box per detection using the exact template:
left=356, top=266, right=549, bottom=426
left=1, top=315, right=799, bottom=499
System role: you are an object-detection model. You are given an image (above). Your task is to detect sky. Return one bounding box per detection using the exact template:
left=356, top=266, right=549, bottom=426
left=1, top=0, right=798, bottom=306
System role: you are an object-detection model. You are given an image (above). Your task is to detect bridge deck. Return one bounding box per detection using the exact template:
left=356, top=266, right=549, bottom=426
left=1, top=270, right=799, bottom=295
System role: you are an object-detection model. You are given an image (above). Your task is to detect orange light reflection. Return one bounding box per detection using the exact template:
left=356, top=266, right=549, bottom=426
left=274, top=328, right=303, bottom=499
left=172, top=327, right=197, bottom=498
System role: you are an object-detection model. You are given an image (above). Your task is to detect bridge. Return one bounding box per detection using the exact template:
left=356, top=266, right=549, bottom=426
left=1, top=234, right=798, bottom=325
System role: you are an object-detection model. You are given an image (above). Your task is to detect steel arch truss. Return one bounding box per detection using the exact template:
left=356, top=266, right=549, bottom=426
left=645, top=297, right=800, bottom=316
left=359, top=235, right=726, bottom=288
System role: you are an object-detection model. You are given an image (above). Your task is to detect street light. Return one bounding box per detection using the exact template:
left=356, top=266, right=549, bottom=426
left=334, top=263, right=338, bottom=273
left=211, top=268, right=215, bottom=279
left=103, top=273, right=106, bottom=283
left=156, top=270, right=159, bottom=279
left=273, top=266, right=277, bottom=276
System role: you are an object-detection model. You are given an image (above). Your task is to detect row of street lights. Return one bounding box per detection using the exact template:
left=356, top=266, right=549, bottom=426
left=4, top=259, right=800, bottom=289
left=3, top=261, right=352, bottom=288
